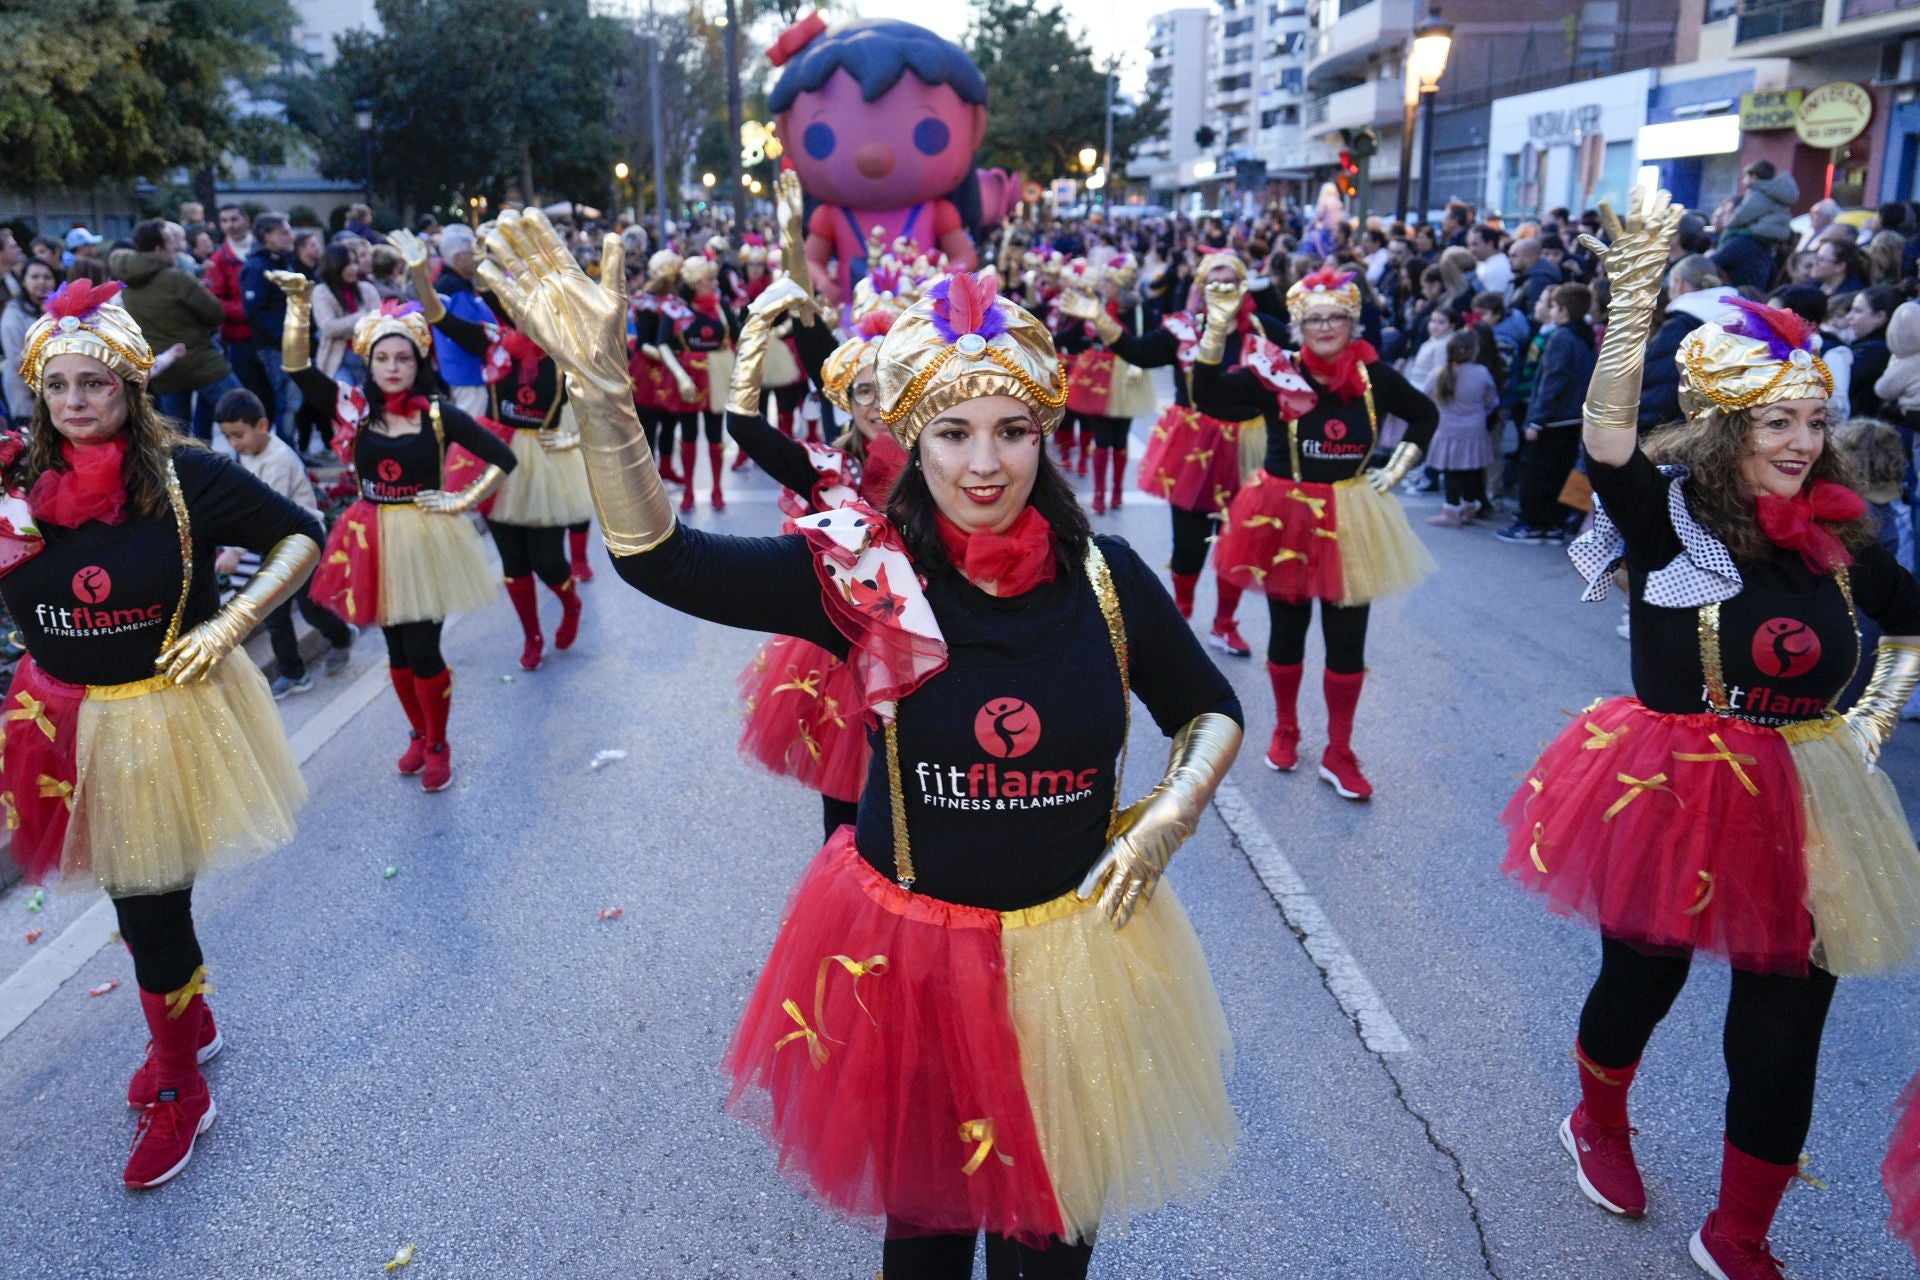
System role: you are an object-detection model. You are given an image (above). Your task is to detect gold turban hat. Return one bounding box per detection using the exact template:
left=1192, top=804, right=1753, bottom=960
left=351, top=299, right=436, bottom=361
left=1677, top=297, right=1833, bottom=417
left=874, top=272, right=1067, bottom=448
left=19, top=281, right=155, bottom=395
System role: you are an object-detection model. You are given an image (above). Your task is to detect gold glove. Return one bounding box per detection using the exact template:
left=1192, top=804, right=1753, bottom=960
left=1076, top=711, right=1243, bottom=928
left=414, top=465, right=505, bottom=515
left=265, top=271, right=313, bottom=374
left=1578, top=186, right=1686, bottom=432
left=477, top=210, right=675, bottom=556
left=388, top=228, right=446, bottom=322
left=1367, top=441, right=1424, bottom=493
left=1198, top=280, right=1244, bottom=365
left=1843, top=643, right=1920, bottom=768
left=728, top=311, right=774, bottom=417
left=774, top=170, right=818, bottom=325
left=1063, top=289, right=1124, bottom=343
left=156, top=533, right=320, bottom=684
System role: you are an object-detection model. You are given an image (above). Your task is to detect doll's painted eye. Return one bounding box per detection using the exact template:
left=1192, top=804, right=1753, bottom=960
left=804, top=123, right=836, bottom=160
left=912, top=118, right=951, bottom=157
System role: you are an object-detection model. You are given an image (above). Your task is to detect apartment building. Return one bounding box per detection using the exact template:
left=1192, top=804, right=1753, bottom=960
left=1134, top=8, right=1216, bottom=193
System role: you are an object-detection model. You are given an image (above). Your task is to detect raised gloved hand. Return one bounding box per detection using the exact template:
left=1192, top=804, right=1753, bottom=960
left=387, top=228, right=446, bottom=322
left=1367, top=441, right=1425, bottom=494
left=1843, top=643, right=1920, bottom=769
left=1197, top=280, right=1245, bottom=365
left=1076, top=712, right=1242, bottom=927
left=157, top=534, right=321, bottom=683
left=774, top=170, right=818, bottom=324
left=265, top=271, right=313, bottom=374
left=1578, top=186, right=1687, bottom=435
left=414, top=465, right=506, bottom=515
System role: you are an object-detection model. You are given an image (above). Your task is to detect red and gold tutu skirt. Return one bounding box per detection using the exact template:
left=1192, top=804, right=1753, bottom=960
left=489, top=415, right=593, bottom=528
left=312, top=498, right=498, bottom=627
left=737, top=635, right=870, bottom=803
left=1136, top=406, right=1245, bottom=514
left=682, top=349, right=735, bottom=416
left=1213, top=469, right=1435, bottom=606
left=723, top=829, right=1235, bottom=1246
left=1888, top=1072, right=1920, bottom=1267
left=1066, top=350, right=1116, bottom=418
left=1, top=651, right=304, bottom=897
left=1502, top=697, right=1920, bottom=976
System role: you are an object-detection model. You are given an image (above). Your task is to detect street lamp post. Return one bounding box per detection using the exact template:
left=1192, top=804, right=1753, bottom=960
left=718, top=0, right=743, bottom=226
left=647, top=0, right=669, bottom=233
left=353, top=99, right=375, bottom=207
left=614, top=161, right=632, bottom=219
left=1405, top=13, right=1453, bottom=226
left=1101, top=54, right=1116, bottom=208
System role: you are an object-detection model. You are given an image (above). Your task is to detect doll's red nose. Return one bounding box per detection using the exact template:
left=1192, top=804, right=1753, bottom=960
left=855, top=142, right=895, bottom=179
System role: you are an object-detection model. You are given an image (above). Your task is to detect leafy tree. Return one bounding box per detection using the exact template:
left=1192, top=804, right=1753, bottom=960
left=966, top=0, right=1165, bottom=182
left=284, top=0, right=625, bottom=214
left=608, top=6, right=726, bottom=216
left=0, top=0, right=295, bottom=189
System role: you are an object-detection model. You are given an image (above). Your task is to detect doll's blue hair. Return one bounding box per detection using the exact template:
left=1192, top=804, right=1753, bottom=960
left=769, top=19, right=988, bottom=112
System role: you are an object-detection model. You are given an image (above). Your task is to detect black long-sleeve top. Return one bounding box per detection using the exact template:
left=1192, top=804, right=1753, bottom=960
left=290, top=365, right=517, bottom=502
left=1, top=448, right=323, bottom=685
left=1193, top=352, right=1439, bottom=483
left=614, top=526, right=1243, bottom=910
left=724, top=311, right=845, bottom=492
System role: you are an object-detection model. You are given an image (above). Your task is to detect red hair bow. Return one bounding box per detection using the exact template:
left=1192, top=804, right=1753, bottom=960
left=767, top=12, right=827, bottom=66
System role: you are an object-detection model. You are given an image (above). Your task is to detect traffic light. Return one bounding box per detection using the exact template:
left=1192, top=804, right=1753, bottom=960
left=1335, top=149, right=1359, bottom=198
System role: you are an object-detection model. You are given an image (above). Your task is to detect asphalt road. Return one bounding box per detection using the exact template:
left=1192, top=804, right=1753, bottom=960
left=2, top=422, right=1917, bottom=1280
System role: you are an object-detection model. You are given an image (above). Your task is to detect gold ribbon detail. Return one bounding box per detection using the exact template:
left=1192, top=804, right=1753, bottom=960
left=1231, top=563, right=1269, bottom=586
left=1796, top=1152, right=1827, bottom=1190
left=1581, top=721, right=1629, bottom=751
left=7, top=691, right=55, bottom=743
left=1671, top=732, right=1760, bottom=797
left=959, top=1117, right=1014, bottom=1176
left=0, top=791, right=16, bottom=831
left=772, top=952, right=891, bottom=1070
left=1286, top=488, right=1328, bottom=519
left=1271, top=549, right=1307, bottom=566
left=785, top=720, right=823, bottom=765
left=165, top=964, right=214, bottom=1019
left=770, top=667, right=825, bottom=699
left=347, top=518, right=370, bottom=551
left=35, top=774, right=73, bottom=812
left=1681, top=870, right=1715, bottom=917
left=1529, top=823, right=1550, bottom=874
left=1243, top=514, right=1288, bottom=531
left=773, top=999, right=828, bottom=1069
left=1602, top=772, right=1680, bottom=822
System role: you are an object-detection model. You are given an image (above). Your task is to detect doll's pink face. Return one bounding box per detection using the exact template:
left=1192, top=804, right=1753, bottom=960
left=778, top=70, right=985, bottom=211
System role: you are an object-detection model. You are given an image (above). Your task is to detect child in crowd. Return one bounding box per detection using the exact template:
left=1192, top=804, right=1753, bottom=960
left=1423, top=330, right=1501, bottom=527
left=1404, top=305, right=1459, bottom=394
left=214, top=389, right=356, bottom=697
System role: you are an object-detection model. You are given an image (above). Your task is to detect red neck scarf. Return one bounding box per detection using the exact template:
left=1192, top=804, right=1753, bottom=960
left=1754, top=481, right=1866, bottom=573
left=29, top=436, right=129, bottom=528
left=935, top=506, right=1056, bottom=596
left=384, top=393, right=432, bottom=420
left=860, top=433, right=909, bottom=509
left=1301, top=338, right=1379, bottom=401
left=691, top=292, right=722, bottom=320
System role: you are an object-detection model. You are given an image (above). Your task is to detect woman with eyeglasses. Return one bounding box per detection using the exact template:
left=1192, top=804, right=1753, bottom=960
left=1196, top=267, right=1438, bottom=801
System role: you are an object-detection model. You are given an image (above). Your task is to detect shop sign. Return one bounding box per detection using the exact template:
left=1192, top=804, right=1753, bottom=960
left=1738, top=89, right=1801, bottom=131
left=1528, top=104, right=1602, bottom=147
left=1795, top=82, right=1873, bottom=148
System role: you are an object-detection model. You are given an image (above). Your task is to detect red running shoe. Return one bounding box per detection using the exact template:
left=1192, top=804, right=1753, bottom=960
left=421, top=742, right=452, bottom=793
left=1560, top=1108, right=1646, bottom=1217
left=128, top=1007, right=222, bottom=1110
left=1318, top=745, right=1374, bottom=800
left=1265, top=725, right=1300, bottom=772
left=1091, top=490, right=1107, bottom=515
left=397, top=732, right=427, bottom=776
left=123, top=1079, right=215, bottom=1189
left=1208, top=618, right=1252, bottom=657
left=1690, top=1214, right=1787, bottom=1280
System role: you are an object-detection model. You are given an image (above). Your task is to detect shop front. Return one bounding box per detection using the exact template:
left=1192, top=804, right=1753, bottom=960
left=1486, top=69, right=1654, bottom=219
left=1637, top=65, right=1758, bottom=213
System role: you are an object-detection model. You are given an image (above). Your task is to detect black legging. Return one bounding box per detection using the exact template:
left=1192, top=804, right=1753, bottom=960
left=383, top=620, right=447, bottom=679
left=1084, top=415, right=1129, bottom=449
left=640, top=408, right=669, bottom=457
left=883, top=1226, right=1093, bottom=1280
left=771, top=381, right=807, bottom=415
left=1266, top=597, right=1370, bottom=673
left=1578, top=934, right=1838, bottom=1165
left=1441, top=468, right=1487, bottom=507
left=114, top=887, right=202, bottom=994
left=1169, top=506, right=1219, bottom=577
left=676, top=410, right=724, bottom=445
left=822, top=795, right=857, bottom=840
left=489, top=521, right=569, bottom=586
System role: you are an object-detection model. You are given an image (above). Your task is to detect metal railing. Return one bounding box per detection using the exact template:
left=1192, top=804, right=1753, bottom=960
left=1734, top=0, right=1824, bottom=41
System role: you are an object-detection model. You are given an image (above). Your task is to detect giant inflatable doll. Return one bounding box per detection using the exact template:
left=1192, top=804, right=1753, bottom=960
left=768, top=16, right=987, bottom=307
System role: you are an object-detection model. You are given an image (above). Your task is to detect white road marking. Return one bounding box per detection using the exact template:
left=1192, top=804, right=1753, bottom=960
left=0, top=619, right=460, bottom=1045
left=1212, top=778, right=1414, bottom=1054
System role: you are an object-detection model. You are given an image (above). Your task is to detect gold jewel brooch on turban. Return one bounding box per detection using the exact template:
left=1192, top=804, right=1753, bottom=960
left=874, top=271, right=1067, bottom=449
left=351, top=299, right=435, bottom=361
left=1678, top=296, right=1833, bottom=416
left=19, top=281, right=155, bottom=395
left=1286, top=267, right=1362, bottom=322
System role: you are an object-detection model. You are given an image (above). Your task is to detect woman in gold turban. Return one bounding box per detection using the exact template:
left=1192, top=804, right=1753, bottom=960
left=1501, top=188, right=1920, bottom=1279
left=479, top=210, right=1241, bottom=1278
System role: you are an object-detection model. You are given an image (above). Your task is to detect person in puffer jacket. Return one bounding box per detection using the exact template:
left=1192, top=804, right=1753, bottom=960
left=1874, top=299, right=1920, bottom=427
left=1713, top=162, right=1800, bottom=290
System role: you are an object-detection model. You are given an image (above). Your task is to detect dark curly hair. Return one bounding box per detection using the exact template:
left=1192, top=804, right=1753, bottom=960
left=1644, top=406, right=1875, bottom=562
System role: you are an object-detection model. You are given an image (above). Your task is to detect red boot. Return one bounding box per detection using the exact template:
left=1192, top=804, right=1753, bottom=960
left=504, top=575, right=544, bottom=671
left=776, top=407, right=796, bottom=440
left=1561, top=1042, right=1646, bottom=1217
left=1690, top=1139, right=1799, bottom=1280
left=416, top=669, right=454, bottom=793
left=124, top=981, right=216, bottom=1188
left=1265, top=661, right=1303, bottom=771
left=390, top=668, right=428, bottom=775
left=1170, top=572, right=1198, bottom=620
left=1090, top=446, right=1109, bottom=515
left=550, top=577, right=582, bottom=650
left=1076, top=431, right=1090, bottom=477
left=568, top=526, right=594, bottom=583
left=1320, top=669, right=1373, bottom=799
left=654, top=423, right=683, bottom=483
left=709, top=443, right=728, bottom=511
left=1110, top=449, right=1126, bottom=509
left=678, top=441, right=698, bottom=514
left=1208, top=579, right=1250, bottom=656
left=128, top=966, right=220, bottom=1110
